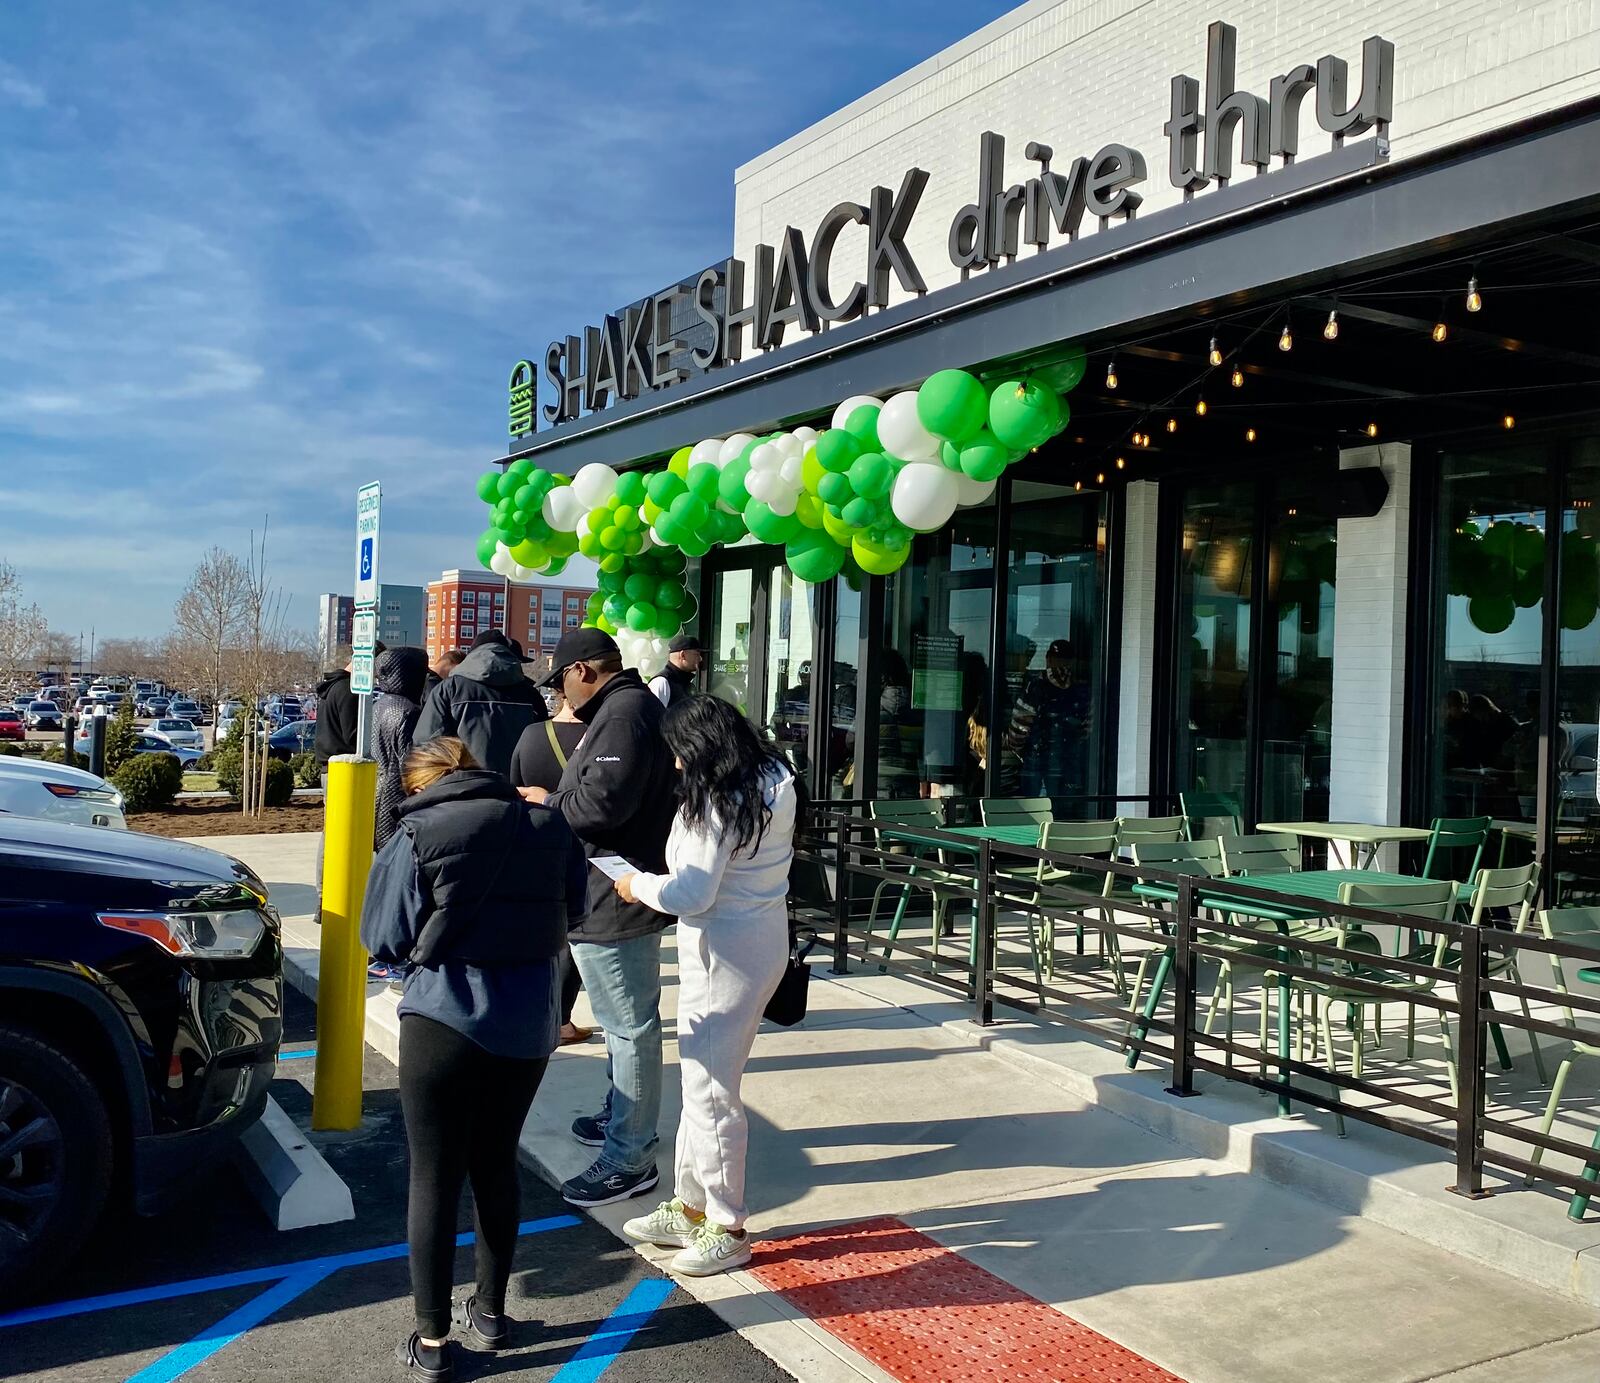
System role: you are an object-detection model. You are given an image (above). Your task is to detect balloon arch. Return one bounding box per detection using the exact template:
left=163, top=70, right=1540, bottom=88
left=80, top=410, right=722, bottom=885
left=473, top=353, right=1088, bottom=677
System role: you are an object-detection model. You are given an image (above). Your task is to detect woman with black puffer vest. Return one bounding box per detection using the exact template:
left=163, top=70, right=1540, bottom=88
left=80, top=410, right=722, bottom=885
left=361, top=736, right=587, bottom=1383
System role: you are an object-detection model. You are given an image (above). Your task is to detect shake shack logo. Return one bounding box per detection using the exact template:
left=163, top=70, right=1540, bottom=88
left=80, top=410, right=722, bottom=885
left=515, top=21, right=1393, bottom=437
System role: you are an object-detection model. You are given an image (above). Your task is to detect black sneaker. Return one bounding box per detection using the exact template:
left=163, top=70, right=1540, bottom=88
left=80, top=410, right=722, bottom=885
left=452, top=1295, right=508, bottom=1351
left=570, top=1113, right=609, bottom=1147
left=395, top=1333, right=453, bottom=1381
left=561, top=1159, right=658, bottom=1208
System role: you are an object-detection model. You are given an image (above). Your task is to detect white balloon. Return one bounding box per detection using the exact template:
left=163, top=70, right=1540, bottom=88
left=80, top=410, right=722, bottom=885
left=954, top=473, right=997, bottom=506
left=571, top=462, right=618, bottom=508
left=891, top=462, right=961, bottom=532
left=831, top=395, right=882, bottom=430
left=792, top=425, right=818, bottom=447
left=718, top=433, right=756, bottom=466
left=749, top=441, right=780, bottom=470
left=877, top=390, right=941, bottom=461
left=650, top=525, right=670, bottom=547
left=689, top=437, right=722, bottom=469
left=575, top=513, right=592, bottom=539
left=746, top=470, right=778, bottom=502
left=779, top=455, right=803, bottom=486
left=542, top=486, right=585, bottom=531
left=512, top=563, right=533, bottom=581
left=489, top=548, right=513, bottom=576
left=774, top=433, right=802, bottom=459
left=768, top=488, right=798, bottom=517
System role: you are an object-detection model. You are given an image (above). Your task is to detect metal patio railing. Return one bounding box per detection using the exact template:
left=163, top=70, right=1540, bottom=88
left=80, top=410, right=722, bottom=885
left=794, top=803, right=1600, bottom=1215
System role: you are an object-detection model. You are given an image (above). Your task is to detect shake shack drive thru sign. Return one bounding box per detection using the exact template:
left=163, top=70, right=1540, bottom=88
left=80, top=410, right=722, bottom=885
left=513, top=20, right=1393, bottom=439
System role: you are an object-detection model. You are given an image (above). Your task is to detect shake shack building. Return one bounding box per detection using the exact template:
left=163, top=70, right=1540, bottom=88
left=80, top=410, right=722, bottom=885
left=492, top=3, right=1600, bottom=902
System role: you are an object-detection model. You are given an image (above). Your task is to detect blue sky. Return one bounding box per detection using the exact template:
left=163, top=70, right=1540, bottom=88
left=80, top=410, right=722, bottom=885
left=0, top=1, right=997, bottom=641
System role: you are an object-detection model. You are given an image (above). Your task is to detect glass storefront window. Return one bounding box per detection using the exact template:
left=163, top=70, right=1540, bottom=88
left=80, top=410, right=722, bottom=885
left=1554, top=442, right=1600, bottom=902
left=828, top=580, right=862, bottom=798
left=708, top=568, right=753, bottom=713
left=995, top=483, right=1106, bottom=812
left=763, top=565, right=816, bottom=773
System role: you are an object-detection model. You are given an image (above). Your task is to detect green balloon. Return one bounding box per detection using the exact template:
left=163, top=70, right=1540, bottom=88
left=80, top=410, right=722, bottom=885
left=848, top=451, right=894, bottom=499
left=1510, top=524, right=1542, bottom=575
left=647, top=471, right=688, bottom=506
left=786, top=530, right=847, bottom=584
left=841, top=496, right=880, bottom=528
left=579, top=531, right=603, bottom=559
left=1035, top=344, right=1087, bottom=394
left=852, top=533, right=911, bottom=576
left=745, top=499, right=803, bottom=545
left=1468, top=592, right=1516, bottom=635
left=1482, top=520, right=1517, bottom=561
left=475, top=531, right=498, bottom=566
left=655, top=578, right=684, bottom=609
left=960, top=429, right=1009, bottom=482
left=544, top=555, right=567, bottom=578
left=1562, top=586, right=1599, bottom=631
left=939, top=441, right=962, bottom=472
left=624, top=573, right=654, bottom=601
left=988, top=379, right=1063, bottom=452
left=599, top=552, right=626, bottom=573
left=687, top=461, right=721, bottom=501
left=679, top=532, right=713, bottom=558
left=602, top=594, right=629, bottom=626
left=657, top=548, right=687, bottom=575
left=815, top=429, right=862, bottom=473
left=508, top=458, right=534, bottom=482
left=585, top=592, right=605, bottom=618
left=615, top=471, right=647, bottom=506
left=509, top=539, right=547, bottom=567
left=546, top=529, right=579, bottom=558
left=476, top=470, right=503, bottom=502
left=626, top=601, right=657, bottom=632
left=718, top=456, right=752, bottom=511
left=844, top=405, right=881, bottom=451
left=817, top=471, right=855, bottom=507
left=1512, top=565, right=1543, bottom=609
left=596, top=613, right=618, bottom=634
left=496, top=468, right=521, bottom=499
left=916, top=369, right=988, bottom=444
left=653, top=609, right=682, bottom=638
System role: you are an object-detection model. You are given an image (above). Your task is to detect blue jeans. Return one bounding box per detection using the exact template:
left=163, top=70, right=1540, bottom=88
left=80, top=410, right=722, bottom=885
left=571, top=932, right=662, bottom=1175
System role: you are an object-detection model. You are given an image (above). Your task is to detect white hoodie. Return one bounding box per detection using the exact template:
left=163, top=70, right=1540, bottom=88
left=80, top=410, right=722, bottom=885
left=629, top=765, right=795, bottom=925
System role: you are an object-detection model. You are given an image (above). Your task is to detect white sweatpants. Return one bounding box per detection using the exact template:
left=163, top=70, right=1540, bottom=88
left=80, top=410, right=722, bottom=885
left=673, top=905, right=789, bottom=1231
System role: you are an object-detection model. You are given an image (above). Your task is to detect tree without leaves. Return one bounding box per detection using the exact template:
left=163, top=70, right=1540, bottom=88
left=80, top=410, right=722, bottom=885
left=172, top=548, right=250, bottom=707
left=0, top=562, right=46, bottom=687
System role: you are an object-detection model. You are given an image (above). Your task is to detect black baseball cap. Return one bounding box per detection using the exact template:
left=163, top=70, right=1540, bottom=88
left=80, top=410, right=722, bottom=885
left=536, top=627, right=619, bottom=687
left=668, top=633, right=705, bottom=654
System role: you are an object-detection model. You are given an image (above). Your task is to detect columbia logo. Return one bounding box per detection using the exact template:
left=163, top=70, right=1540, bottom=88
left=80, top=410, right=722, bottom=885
left=596, top=755, right=621, bottom=762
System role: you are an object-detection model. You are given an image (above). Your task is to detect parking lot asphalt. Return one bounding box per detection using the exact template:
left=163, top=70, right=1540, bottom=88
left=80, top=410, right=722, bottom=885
left=3, top=989, right=792, bottom=1383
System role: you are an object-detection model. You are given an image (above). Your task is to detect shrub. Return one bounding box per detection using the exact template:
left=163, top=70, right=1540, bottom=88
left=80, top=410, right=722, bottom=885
left=113, top=753, right=183, bottom=813
left=190, top=751, right=215, bottom=772
left=40, top=745, right=65, bottom=764
left=263, top=758, right=294, bottom=807
left=103, top=699, right=139, bottom=774
left=214, top=743, right=244, bottom=799
left=0, top=743, right=18, bottom=757
left=289, top=751, right=320, bottom=789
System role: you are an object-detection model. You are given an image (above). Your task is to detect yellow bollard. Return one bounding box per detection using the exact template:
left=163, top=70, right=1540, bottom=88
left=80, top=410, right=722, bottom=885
left=312, top=754, right=377, bottom=1131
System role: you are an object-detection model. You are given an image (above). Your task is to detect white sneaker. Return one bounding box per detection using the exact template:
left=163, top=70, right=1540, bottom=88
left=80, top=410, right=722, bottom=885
left=670, top=1222, right=752, bottom=1277
left=623, top=1198, right=700, bottom=1249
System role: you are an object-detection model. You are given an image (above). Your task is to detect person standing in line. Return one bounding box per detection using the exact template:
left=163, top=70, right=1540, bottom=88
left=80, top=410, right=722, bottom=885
left=510, top=685, right=595, bottom=1047
left=362, top=737, right=587, bottom=1383
left=647, top=633, right=704, bottom=707
left=521, top=628, right=677, bottom=1209
left=617, top=695, right=795, bottom=1276
left=368, top=646, right=430, bottom=984
left=415, top=629, right=546, bottom=778
left=314, top=641, right=386, bottom=769
left=424, top=647, right=466, bottom=698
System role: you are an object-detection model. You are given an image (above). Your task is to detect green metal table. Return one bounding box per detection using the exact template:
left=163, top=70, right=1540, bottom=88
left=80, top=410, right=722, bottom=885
left=1124, top=869, right=1421, bottom=1113
left=1256, top=822, right=1435, bottom=870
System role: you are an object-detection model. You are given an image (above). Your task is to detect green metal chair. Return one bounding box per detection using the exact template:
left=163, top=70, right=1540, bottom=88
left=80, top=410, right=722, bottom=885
left=1522, top=907, right=1600, bottom=1219
left=980, top=796, right=1053, bottom=827
left=1181, top=790, right=1245, bottom=840
left=1421, top=815, right=1492, bottom=900
left=865, top=799, right=944, bottom=944
left=867, top=799, right=980, bottom=978
left=1123, top=840, right=1228, bottom=1049
left=1001, top=820, right=1120, bottom=987
left=1218, top=833, right=1299, bottom=877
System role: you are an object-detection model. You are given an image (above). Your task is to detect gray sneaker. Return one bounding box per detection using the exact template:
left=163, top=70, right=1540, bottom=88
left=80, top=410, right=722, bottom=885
left=623, top=1198, right=699, bottom=1249
left=671, top=1221, right=752, bottom=1277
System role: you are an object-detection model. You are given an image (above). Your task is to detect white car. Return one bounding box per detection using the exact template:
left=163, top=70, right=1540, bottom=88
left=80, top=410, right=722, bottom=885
left=148, top=717, right=204, bottom=749
left=0, top=757, right=126, bottom=829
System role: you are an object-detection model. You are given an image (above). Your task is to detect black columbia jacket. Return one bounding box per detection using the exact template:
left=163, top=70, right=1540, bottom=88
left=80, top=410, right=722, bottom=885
left=414, top=642, right=546, bottom=777
left=314, top=669, right=358, bottom=764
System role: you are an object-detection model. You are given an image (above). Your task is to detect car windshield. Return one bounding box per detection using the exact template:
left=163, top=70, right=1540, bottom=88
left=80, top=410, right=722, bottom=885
left=29, top=702, right=55, bottom=711
left=0, top=711, right=18, bottom=721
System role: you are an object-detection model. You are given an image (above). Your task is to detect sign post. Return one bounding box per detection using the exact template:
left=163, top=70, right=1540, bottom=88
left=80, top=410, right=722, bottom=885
left=352, top=482, right=381, bottom=758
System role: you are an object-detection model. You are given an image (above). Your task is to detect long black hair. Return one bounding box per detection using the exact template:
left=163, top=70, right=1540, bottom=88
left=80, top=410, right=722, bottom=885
left=662, top=694, right=789, bottom=855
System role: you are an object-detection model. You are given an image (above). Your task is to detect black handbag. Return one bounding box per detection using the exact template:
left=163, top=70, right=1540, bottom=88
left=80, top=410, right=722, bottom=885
left=763, top=930, right=818, bottom=1027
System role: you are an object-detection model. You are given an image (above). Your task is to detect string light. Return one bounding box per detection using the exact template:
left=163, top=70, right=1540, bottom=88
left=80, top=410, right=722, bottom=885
left=1208, top=337, right=1223, bottom=367
left=1074, top=480, right=1083, bottom=492
left=1323, top=309, right=1339, bottom=341
left=1014, top=382, right=1028, bottom=399
left=1195, top=397, right=1208, bottom=416
left=1466, top=273, right=1482, bottom=313
left=1246, top=427, right=1257, bottom=442
left=1503, top=413, right=1516, bottom=429
left=1115, top=455, right=1127, bottom=469
left=1096, top=472, right=1106, bottom=485
left=1166, top=417, right=1178, bottom=433
left=1105, top=358, right=1118, bottom=390
left=1366, top=421, right=1379, bottom=437
left=1230, top=366, right=1245, bottom=388
left=1432, top=298, right=1448, bottom=343
left=1278, top=319, right=1293, bottom=352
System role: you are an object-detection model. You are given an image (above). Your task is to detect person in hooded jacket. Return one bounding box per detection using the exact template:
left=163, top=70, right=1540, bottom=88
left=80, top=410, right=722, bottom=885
left=519, top=628, right=677, bottom=1209
left=362, top=736, right=587, bottom=1383
left=373, top=646, right=429, bottom=849
left=314, top=642, right=385, bottom=767
left=414, top=629, right=546, bottom=777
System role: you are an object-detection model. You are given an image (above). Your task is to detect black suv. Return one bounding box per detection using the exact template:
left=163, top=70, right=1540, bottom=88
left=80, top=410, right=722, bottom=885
left=0, top=817, right=283, bottom=1299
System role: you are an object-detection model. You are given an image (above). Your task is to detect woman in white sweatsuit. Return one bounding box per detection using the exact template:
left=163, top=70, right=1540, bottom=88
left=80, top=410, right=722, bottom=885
left=614, top=693, right=795, bottom=1276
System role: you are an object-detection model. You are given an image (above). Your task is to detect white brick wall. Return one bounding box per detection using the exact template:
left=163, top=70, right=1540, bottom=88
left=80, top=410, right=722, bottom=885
left=1329, top=443, right=1411, bottom=856
left=733, top=0, right=1600, bottom=306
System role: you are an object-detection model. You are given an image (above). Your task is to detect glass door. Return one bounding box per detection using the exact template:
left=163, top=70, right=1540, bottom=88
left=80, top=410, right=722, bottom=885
left=1553, top=441, right=1600, bottom=902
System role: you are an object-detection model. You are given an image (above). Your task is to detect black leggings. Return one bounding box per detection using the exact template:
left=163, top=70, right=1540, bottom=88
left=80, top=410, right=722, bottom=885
left=398, top=1015, right=548, bottom=1338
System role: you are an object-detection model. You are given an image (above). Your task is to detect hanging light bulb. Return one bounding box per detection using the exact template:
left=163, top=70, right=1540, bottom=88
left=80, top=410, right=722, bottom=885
left=1208, top=337, right=1223, bottom=367
left=1105, top=358, right=1118, bottom=390
left=1278, top=319, right=1293, bottom=352
left=1195, top=396, right=1208, bottom=416
left=1116, top=455, right=1126, bottom=469
left=1503, top=413, right=1516, bottom=429
left=1166, top=417, right=1178, bottom=433
left=1246, top=427, right=1257, bottom=442
left=1323, top=310, right=1339, bottom=341
left=1074, top=480, right=1083, bottom=492
left=1230, top=366, right=1245, bottom=388
left=1432, top=298, right=1449, bottom=343
left=1096, top=472, right=1106, bottom=485
left=1014, top=382, right=1028, bottom=400
left=1466, top=274, right=1482, bottom=313
left=1366, top=421, right=1379, bottom=438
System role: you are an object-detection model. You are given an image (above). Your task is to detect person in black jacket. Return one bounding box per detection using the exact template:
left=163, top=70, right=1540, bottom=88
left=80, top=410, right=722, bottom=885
left=414, top=630, right=546, bottom=777
left=313, top=642, right=385, bottom=766
left=362, top=736, right=587, bottom=1383
left=372, top=647, right=429, bottom=848
left=646, top=633, right=703, bottom=707
left=522, top=627, right=677, bottom=1208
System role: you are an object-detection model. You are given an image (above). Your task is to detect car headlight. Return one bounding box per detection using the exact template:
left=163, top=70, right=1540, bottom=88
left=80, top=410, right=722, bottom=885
left=97, top=908, right=267, bottom=958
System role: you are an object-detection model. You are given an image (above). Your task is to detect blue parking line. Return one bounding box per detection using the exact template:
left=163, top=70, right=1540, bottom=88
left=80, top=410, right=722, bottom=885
left=0, top=1216, right=580, bottom=1330
left=276, top=1047, right=316, bottom=1061
left=551, top=1278, right=675, bottom=1383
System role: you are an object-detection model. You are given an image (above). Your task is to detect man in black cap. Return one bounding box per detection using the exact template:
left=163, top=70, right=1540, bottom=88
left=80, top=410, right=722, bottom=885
left=647, top=633, right=704, bottom=708
left=522, top=627, right=677, bottom=1207
left=414, top=628, right=546, bottom=777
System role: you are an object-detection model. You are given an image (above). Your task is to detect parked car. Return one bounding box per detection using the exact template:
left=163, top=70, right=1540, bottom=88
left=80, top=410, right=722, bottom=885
left=26, top=700, right=64, bottom=731
left=169, top=697, right=204, bottom=725
left=136, top=696, right=170, bottom=718
left=10, top=695, right=31, bottom=714
left=0, top=815, right=282, bottom=1296
left=0, top=757, right=127, bottom=829
left=265, top=719, right=317, bottom=761
left=72, top=728, right=204, bottom=767
left=0, top=709, right=26, bottom=742
left=147, top=717, right=203, bottom=750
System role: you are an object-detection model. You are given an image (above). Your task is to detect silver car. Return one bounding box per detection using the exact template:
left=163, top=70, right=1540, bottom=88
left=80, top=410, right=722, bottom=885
left=148, top=717, right=204, bottom=749
left=0, top=757, right=127, bottom=829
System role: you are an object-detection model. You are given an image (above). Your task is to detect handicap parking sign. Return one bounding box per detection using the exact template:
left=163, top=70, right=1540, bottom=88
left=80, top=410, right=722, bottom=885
left=359, top=538, right=373, bottom=582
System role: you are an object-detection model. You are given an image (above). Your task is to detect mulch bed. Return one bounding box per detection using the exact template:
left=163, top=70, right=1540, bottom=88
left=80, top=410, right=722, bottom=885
left=131, top=799, right=324, bottom=838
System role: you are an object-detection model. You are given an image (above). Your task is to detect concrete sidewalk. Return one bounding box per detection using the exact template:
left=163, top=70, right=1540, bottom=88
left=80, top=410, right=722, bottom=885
left=212, top=831, right=1600, bottom=1383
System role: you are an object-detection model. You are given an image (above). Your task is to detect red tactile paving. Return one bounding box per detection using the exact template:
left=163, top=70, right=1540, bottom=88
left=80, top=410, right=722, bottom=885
left=747, top=1216, right=1184, bottom=1383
